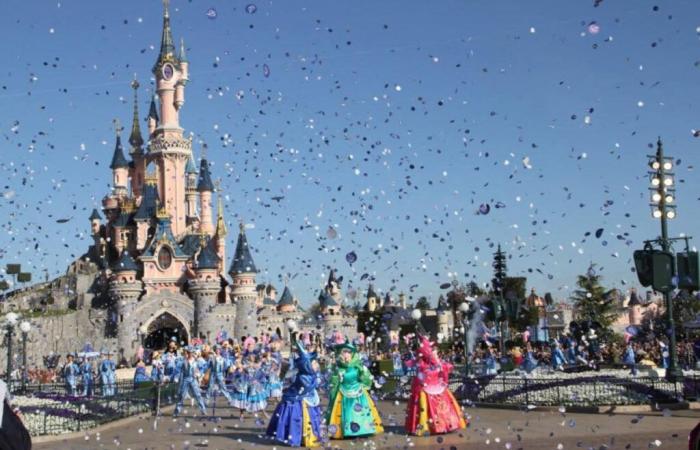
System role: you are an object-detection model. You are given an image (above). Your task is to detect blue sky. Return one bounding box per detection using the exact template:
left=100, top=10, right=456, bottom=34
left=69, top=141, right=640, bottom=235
left=0, top=0, right=699, bottom=308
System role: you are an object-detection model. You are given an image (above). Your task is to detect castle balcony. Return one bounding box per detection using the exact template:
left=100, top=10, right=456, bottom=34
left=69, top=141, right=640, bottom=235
left=147, top=135, right=192, bottom=157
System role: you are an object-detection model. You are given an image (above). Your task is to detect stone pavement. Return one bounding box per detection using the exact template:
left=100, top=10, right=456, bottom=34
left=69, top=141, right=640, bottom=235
left=34, top=399, right=700, bottom=450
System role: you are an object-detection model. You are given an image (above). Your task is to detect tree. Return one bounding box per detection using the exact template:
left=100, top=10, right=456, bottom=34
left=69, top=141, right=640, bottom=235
left=570, top=264, right=617, bottom=338
left=415, top=296, right=431, bottom=311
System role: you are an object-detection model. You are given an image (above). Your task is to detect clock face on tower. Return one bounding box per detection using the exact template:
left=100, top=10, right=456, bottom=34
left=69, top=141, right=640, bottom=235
left=162, top=63, right=174, bottom=81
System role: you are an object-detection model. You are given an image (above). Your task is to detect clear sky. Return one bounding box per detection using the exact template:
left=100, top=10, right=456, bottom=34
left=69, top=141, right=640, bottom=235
left=0, top=0, right=699, bottom=308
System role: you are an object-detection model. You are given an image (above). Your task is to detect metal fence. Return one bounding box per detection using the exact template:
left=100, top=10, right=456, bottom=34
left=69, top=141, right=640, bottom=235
left=12, top=380, right=178, bottom=436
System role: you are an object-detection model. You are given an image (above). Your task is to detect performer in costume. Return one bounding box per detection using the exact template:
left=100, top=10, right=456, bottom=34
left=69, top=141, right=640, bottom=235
left=133, top=358, right=149, bottom=388
left=405, top=336, right=467, bottom=436
left=264, top=352, right=283, bottom=401
left=62, top=353, right=80, bottom=396
left=80, top=356, right=95, bottom=397
left=326, top=340, right=384, bottom=439
left=205, top=345, right=235, bottom=406
left=245, top=354, right=269, bottom=417
left=551, top=340, right=566, bottom=371
left=99, top=349, right=117, bottom=397
left=150, top=351, right=165, bottom=383
left=163, top=339, right=181, bottom=382
left=266, top=340, right=322, bottom=447
left=229, top=360, right=249, bottom=418
left=174, top=348, right=207, bottom=416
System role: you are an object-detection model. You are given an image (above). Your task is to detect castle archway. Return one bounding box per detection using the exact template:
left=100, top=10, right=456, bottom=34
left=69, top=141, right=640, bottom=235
left=142, top=311, right=190, bottom=350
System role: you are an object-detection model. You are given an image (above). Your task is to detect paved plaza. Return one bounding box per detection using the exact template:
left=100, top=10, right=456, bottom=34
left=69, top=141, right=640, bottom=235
left=33, top=398, right=699, bottom=450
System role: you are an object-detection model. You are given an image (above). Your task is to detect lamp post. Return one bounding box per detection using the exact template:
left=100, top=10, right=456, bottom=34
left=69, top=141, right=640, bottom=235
left=4, top=312, right=18, bottom=388
left=459, top=301, right=472, bottom=377
left=19, top=320, right=31, bottom=392
left=286, top=319, right=298, bottom=354
left=648, top=138, right=682, bottom=381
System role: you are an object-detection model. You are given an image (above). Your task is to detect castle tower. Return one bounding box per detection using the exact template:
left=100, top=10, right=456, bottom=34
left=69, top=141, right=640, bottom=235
left=365, top=284, right=378, bottom=312
left=89, top=208, right=102, bottom=236
left=197, top=157, right=215, bottom=235
left=437, top=295, right=450, bottom=340
left=230, top=223, right=258, bottom=340
left=628, top=288, right=642, bottom=326
left=128, top=80, right=146, bottom=199
left=213, top=182, right=227, bottom=274
left=109, top=125, right=129, bottom=197
left=110, top=250, right=143, bottom=362
left=190, top=237, right=221, bottom=340
left=147, top=95, right=159, bottom=136
left=399, top=292, right=407, bottom=309
left=148, top=0, right=191, bottom=236
left=185, top=154, right=199, bottom=225
left=277, top=285, right=296, bottom=313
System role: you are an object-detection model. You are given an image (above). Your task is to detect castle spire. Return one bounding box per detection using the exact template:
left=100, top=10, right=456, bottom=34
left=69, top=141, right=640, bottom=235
left=153, top=0, right=176, bottom=74
left=179, top=37, right=187, bottom=62
left=109, top=120, right=129, bottom=169
left=214, top=180, right=227, bottom=237
left=128, top=79, right=144, bottom=152
left=228, top=223, right=257, bottom=275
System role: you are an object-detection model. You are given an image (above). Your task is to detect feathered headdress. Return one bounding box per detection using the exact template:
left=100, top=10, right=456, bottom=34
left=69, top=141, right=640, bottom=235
left=416, top=335, right=438, bottom=365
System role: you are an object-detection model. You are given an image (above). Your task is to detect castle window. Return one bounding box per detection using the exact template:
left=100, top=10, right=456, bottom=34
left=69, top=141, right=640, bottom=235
left=157, top=246, right=172, bottom=270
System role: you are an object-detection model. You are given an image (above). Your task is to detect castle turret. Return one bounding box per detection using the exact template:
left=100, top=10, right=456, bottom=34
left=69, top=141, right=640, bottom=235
left=89, top=208, right=102, bottom=236
left=190, top=237, right=221, bottom=340
left=399, top=291, right=407, bottom=309
left=185, top=154, right=199, bottom=225
left=147, top=95, right=159, bottom=137
left=230, top=223, right=258, bottom=340
left=213, top=183, right=227, bottom=274
left=128, top=80, right=146, bottom=199
left=175, top=38, right=188, bottom=110
left=197, top=157, right=215, bottom=235
left=277, top=285, right=296, bottom=313
left=110, top=250, right=143, bottom=363
left=109, top=126, right=129, bottom=197
left=365, top=284, right=378, bottom=312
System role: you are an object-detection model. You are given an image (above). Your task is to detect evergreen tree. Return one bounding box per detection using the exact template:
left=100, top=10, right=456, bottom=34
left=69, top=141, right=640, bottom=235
left=570, top=264, right=617, bottom=336
left=415, top=296, right=432, bottom=311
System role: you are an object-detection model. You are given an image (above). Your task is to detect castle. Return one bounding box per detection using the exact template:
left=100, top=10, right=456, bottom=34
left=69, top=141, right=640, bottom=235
left=0, top=1, right=360, bottom=365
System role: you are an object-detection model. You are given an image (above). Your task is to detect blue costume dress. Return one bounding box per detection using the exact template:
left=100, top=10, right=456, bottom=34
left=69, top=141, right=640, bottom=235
left=163, top=351, right=182, bottom=382
left=206, top=354, right=235, bottom=405
left=63, top=361, right=80, bottom=396
left=99, top=357, right=117, bottom=397
left=150, top=359, right=164, bottom=383
left=133, top=364, right=149, bottom=388
left=266, top=341, right=322, bottom=447
left=623, top=345, right=637, bottom=375
left=246, top=366, right=269, bottom=412
left=265, top=356, right=283, bottom=400
left=174, top=357, right=207, bottom=416
left=230, top=367, right=249, bottom=410
left=391, top=351, right=405, bottom=376
left=80, top=360, right=94, bottom=397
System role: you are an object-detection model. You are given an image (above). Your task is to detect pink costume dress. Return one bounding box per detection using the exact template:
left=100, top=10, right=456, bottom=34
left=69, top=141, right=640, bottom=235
left=405, top=337, right=467, bottom=436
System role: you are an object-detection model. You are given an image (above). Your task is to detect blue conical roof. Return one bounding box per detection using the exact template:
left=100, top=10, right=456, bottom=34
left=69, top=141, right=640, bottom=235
left=110, top=135, right=129, bottom=169
left=185, top=154, right=198, bottom=175
left=278, top=286, right=294, bottom=306
left=113, top=251, right=139, bottom=273
left=148, top=96, right=159, bottom=123
left=134, top=183, right=160, bottom=220
left=228, top=226, right=257, bottom=275
left=196, top=237, right=220, bottom=270
left=197, top=158, right=215, bottom=192
left=88, top=208, right=102, bottom=221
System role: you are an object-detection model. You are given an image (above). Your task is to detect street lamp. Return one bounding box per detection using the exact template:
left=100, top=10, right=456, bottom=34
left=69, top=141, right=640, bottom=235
left=286, top=319, right=298, bottom=354
left=19, top=321, right=31, bottom=392
left=648, top=138, right=682, bottom=381
left=458, top=301, right=473, bottom=377
left=4, top=312, right=19, bottom=388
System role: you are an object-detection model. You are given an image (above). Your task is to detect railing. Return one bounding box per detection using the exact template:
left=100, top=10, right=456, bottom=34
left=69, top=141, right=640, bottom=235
left=378, top=371, right=699, bottom=407
left=11, top=380, right=178, bottom=436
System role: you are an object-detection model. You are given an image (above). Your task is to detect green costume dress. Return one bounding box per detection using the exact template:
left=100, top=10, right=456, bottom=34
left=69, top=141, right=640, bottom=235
left=326, top=342, right=383, bottom=439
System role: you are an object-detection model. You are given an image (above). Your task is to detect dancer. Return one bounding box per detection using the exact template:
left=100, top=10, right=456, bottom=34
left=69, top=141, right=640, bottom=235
left=174, top=348, right=207, bottom=417
left=245, top=354, right=269, bottom=418
left=405, top=336, right=467, bottom=436
left=326, top=339, right=383, bottom=439
left=264, top=352, right=283, bottom=401
left=99, top=349, right=117, bottom=397
left=230, top=360, right=249, bottom=418
left=133, top=358, right=149, bottom=388
left=80, top=355, right=95, bottom=397
left=205, top=345, right=235, bottom=406
left=62, top=353, right=80, bottom=396
left=266, top=340, right=322, bottom=447
left=551, top=340, right=566, bottom=371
